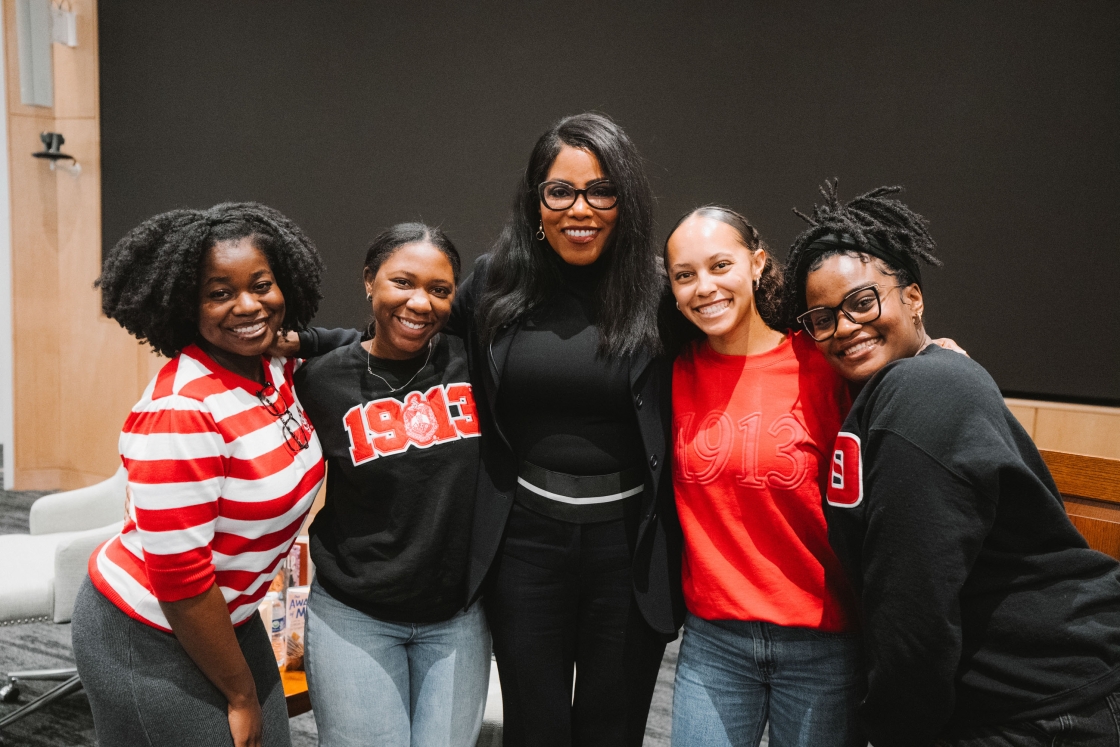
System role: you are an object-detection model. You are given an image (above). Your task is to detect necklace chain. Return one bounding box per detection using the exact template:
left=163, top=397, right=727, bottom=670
left=366, top=338, right=434, bottom=393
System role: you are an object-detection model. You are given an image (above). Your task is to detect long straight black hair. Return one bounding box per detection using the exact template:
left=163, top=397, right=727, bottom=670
left=476, top=112, right=662, bottom=357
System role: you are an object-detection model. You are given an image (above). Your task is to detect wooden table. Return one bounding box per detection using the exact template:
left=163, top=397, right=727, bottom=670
left=281, top=670, right=311, bottom=717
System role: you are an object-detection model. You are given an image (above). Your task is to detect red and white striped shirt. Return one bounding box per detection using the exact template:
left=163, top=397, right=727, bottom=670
left=89, top=344, right=325, bottom=632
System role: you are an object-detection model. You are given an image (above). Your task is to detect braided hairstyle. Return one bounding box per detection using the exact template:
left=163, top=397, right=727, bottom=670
left=96, top=202, right=324, bottom=357
left=783, top=181, right=941, bottom=326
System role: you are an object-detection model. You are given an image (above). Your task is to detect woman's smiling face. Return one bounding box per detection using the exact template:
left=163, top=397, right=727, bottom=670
left=365, top=241, right=455, bottom=360
left=803, top=253, right=927, bottom=382
left=667, top=214, right=766, bottom=348
left=196, top=237, right=286, bottom=366
left=539, top=145, right=618, bottom=266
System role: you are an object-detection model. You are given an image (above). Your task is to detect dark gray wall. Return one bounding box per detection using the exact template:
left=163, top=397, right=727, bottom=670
left=99, top=1, right=1120, bottom=404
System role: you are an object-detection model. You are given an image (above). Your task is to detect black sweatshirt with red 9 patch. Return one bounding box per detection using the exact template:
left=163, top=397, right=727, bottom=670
left=824, top=345, right=1120, bottom=746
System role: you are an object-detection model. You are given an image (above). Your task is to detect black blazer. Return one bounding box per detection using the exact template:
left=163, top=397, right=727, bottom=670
left=449, top=255, right=685, bottom=637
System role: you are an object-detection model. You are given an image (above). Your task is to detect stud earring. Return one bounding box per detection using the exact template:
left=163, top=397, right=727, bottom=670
left=536, top=221, right=546, bottom=241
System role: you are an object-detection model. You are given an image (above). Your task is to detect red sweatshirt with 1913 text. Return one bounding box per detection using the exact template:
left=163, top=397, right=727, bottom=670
left=672, top=332, right=856, bottom=631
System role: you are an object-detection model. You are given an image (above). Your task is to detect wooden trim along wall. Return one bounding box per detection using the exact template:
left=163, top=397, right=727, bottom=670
left=1005, top=398, right=1120, bottom=461
left=5, top=0, right=161, bottom=490
left=1042, top=450, right=1120, bottom=560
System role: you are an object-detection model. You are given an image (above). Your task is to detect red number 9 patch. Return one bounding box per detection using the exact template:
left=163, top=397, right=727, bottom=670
left=826, top=432, right=863, bottom=508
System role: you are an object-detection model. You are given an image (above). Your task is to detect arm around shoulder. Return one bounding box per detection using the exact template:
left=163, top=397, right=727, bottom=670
left=296, top=326, right=362, bottom=357
left=446, top=253, right=490, bottom=338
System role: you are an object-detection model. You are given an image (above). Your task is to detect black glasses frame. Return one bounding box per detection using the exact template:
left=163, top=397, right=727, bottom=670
left=797, top=283, right=902, bottom=342
left=537, top=180, right=618, bottom=211
left=257, top=384, right=312, bottom=454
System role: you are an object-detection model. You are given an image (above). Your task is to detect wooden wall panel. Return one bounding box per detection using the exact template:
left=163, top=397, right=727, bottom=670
left=9, top=111, right=62, bottom=484
left=1006, top=398, right=1120, bottom=461
left=6, top=0, right=158, bottom=489
left=51, top=1, right=98, bottom=119
left=1005, top=403, right=1037, bottom=436
left=1065, top=497, right=1120, bottom=562
left=55, top=116, right=129, bottom=484
left=1033, top=409, right=1120, bottom=461
left=1042, top=451, right=1120, bottom=504
left=1046, top=450, right=1120, bottom=562
left=1066, top=513, right=1120, bottom=560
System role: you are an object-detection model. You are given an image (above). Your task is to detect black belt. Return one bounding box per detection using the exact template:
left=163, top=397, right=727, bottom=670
left=514, top=461, right=644, bottom=524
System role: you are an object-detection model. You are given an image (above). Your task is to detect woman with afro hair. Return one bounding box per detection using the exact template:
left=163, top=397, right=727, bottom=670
left=786, top=182, right=1120, bottom=746
left=71, top=202, right=327, bottom=747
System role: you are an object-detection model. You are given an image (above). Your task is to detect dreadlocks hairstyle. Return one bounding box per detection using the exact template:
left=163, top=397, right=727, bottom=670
left=783, top=181, right=941, bottom=326
left=476, top=112, right=662, bottom=357
left=664, top=205, right=786, bottom=331
left=96, top=202, right=324, bottom=358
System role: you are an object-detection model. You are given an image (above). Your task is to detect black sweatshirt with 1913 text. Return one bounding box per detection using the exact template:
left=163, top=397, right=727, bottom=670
left=294, top=334, right=481, bottom=623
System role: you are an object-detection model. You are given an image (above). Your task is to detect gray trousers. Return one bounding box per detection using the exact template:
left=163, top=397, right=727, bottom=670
left=71, top=577, right=292, bottom=747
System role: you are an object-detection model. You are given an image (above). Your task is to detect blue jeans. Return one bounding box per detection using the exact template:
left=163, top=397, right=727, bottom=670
left=304, top=579, right=492, bottom=747
left=672, top=613, right=865, bottom=747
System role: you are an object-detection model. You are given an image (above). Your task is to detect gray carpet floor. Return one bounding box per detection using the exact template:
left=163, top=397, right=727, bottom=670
left=0, top=488, right=699, bottom=746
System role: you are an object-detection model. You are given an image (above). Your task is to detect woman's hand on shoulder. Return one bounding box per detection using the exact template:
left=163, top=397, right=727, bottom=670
left=268, top=330, right=301, bottom=359
left=932, top=337, right=968, bottom=357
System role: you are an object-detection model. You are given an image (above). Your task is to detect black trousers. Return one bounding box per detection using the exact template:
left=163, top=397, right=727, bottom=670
left=484, top=503, right=667, bottom=747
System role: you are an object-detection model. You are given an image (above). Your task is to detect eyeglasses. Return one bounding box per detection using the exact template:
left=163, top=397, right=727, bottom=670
left=537, top=180, right=618, bottom=211
left=797, top=284, right=903, bottom=342
left=257, top=384, right=312, bottom=454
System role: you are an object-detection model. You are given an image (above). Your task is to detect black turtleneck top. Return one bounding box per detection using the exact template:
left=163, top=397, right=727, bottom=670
left=495, top=256, right=644, bottom=476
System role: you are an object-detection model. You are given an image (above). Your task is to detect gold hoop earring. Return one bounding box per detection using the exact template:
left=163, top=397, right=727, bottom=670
left=753, top=278, right=760, bottom=292
left=536, top=221, right=546, bottom=241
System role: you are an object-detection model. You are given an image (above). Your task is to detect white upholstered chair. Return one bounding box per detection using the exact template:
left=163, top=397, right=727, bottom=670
left=0, top=467, right=126, bottom=730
